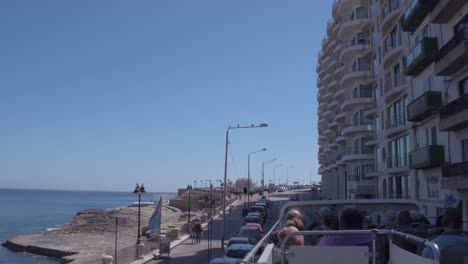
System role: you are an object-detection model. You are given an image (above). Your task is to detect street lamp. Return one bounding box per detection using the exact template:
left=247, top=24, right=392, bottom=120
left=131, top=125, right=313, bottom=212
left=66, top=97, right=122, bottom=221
left=133, top=183, right=146, bottom=245
left=286, top=166, right=294, bottom=185
left=248, top=148, right=267, bottom=205
left=187, top=184, right=192, bottom=235
left=261, top=159, right=277, bottom=194
left=221, top=123, right=268, bottom=249
left=273, top=164, right=283, bottom=186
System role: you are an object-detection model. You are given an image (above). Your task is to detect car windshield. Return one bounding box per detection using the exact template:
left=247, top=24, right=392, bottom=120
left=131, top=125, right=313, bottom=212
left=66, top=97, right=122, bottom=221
left=226, top=249, right=249, bottom=259
left=228, top=240, right=249, bottom=247
left=238, top=228, right=259, bottom=237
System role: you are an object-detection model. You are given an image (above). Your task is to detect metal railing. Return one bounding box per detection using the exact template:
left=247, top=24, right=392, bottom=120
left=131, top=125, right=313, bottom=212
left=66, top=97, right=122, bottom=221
left=387, top=154, right=409, bottom=168
left=442, top=160, right=468, bottom=179
left=439, top=93, right=468, bottom=119
left=381, top=0, right=401, bottom=21
left=435, top=26, right=468, bottom=62
left=278, top=229, right=441, bottom=264
left=243, top=219, right=280, bottom=263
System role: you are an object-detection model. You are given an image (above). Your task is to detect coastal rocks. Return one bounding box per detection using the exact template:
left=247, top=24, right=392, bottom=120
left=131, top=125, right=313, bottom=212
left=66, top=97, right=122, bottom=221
left=2, top=205, right=185, bottom=263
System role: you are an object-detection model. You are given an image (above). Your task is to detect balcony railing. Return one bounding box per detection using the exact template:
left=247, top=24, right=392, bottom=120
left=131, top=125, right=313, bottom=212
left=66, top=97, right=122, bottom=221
left=381, top=0, right=401, bottom=21
left=439, top=93, right=468, bottom=119
left=383, top=32, right=402, bottom=57
left=409, top=145, right=445, bottom=169
left=435, top=26, right=468, bottom=63
left=402, top=0, right=440, bottom=32
left=387, top=116, right=406, bottom=129
left=384, top=74, right=406, bottom=94
left=442, top=161, right=468, bottom=180
left=407, top=91, right=441, bottom=122
left=404, top=37, right=439, bottom=76
left=387, top=154, right=408, bottom=168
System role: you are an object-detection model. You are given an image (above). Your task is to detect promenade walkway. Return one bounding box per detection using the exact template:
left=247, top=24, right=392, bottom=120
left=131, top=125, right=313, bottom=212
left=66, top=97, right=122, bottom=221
left=134, top=189, right=317, bottom=264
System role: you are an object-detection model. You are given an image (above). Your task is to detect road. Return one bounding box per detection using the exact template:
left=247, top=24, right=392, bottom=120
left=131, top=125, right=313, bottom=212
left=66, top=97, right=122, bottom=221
left=148, top=189, right=318, bottom=264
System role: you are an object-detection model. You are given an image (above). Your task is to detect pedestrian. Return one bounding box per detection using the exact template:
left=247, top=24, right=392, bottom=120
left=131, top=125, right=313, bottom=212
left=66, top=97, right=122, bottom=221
left=194, top=221, right=202, bottom=243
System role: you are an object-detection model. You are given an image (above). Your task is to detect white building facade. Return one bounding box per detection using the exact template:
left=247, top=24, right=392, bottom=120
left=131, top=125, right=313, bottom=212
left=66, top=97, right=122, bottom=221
left=317, top=0, right=468, bottom=226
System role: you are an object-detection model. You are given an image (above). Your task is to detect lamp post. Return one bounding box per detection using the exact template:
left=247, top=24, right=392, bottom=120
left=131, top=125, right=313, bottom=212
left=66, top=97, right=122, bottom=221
left=133, top=183, right=146, bottom=245
left=221, top=123, right=268, bottom=249
left=261, top=159, right=277, bottom=195
left=187, top=184, right=192, bottom=234
left=273, top=164, right=283, bottom=186
left=248, top=148, right=267, bottom=205
left=286, top=166, right=294, bottom=186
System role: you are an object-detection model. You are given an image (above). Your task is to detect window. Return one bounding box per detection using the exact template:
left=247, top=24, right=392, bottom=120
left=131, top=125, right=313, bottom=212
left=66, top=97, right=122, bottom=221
left=424, top=75, right=434, bottom=92
left=375, top=115, right=380, bottom=137
left=353, top=87, right=358, bottom=98
left=393, top=64, right=401, bottom=87
left=387, top=97, right=406, bottom=128
left=462, top=139, right=468, bottom=162
left=459, top=77, right=468, bottom=96
left=425, top=125, right=437, bottom=145
left=388, top=135, right=410, bottom=168
left=426, top=175, right=439, bottom=199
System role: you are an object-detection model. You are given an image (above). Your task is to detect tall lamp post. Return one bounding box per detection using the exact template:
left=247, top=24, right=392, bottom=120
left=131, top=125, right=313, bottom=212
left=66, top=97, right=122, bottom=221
left=133, top=183, right=146, bottom=245
left=273, top=164, right=283, bottom=186
left=261, top=159, right=277, bottom=194
left=247, top=148, right=267, bottom=205
left=187, top=184, right=192, bottom=235
left=221, top=123, right=268, bottom=249
left=286, top=166, right=294, bottom=186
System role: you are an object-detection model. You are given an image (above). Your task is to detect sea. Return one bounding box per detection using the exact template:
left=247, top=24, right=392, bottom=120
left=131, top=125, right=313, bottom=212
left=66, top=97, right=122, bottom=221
left=0, top=188, right=176, bottom=264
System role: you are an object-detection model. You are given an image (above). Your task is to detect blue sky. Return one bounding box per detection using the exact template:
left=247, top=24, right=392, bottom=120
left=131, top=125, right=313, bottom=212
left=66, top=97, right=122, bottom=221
left=0, top=1, right=329, bottom=192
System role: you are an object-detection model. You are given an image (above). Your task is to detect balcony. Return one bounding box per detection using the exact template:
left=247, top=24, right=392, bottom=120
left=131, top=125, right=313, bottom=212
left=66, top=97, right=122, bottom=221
left=409, top=145, right=445, bottom=169
left=342, top=148, right=374, bottom=162
left=341, top=123, right=373, bottom=136
left=387, top=154, right=409, bottom=174
left=341, top=62, right=373, bottom=87
left=434, top=26, right=468, bottom=76
left=347, top=180, right=376, bottom=198
left=404, top=37, right=438, bottom=76
left=386, top=117, right=408, bottom=137
left=339, top=39, right=371, bottom=62
left=339, top=12, right=372, bottom=40
left=335, top=111, right=347, bottom=123
left=430, top=0, right=466, bottom=23
left=382, top=34, right=403, bottom=69
left=341, top=97, right=374, bottom=111
left=407, top=91, right=441, bottom=122
left=384, top=75, right=407, bottom=103
left=441, top=161, right=468, bottom=189
left=402, top=0, right=440, bottom=33
left=439, top=93, right=468, bottom=131
left=381, top=0, right=404, bottom=37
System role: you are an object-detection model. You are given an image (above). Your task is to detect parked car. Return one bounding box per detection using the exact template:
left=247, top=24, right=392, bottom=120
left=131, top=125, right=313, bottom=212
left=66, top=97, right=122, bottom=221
left=247, top=211, right=265, bottom=224
left=224, top=244, right=255, bottom=259
left=245, top=223, right=263, bottom=234
left=237, top=225, right=262, bottom=244
left=209, top=257, right=241, bottom=264
left=242, top=213, right=265, bottom=226
left=224, top=237, right=252, bottom=253
left=249, top=205, right=267, bottom=219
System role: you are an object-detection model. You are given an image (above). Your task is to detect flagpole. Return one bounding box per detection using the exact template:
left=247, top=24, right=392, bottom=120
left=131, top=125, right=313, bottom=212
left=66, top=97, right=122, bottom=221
left=115, top=218, right=118, bottom=264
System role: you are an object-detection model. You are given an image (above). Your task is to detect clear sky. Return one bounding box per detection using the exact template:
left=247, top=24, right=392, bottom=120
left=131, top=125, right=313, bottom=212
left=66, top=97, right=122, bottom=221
left=0, top=1, right=330, bottom=192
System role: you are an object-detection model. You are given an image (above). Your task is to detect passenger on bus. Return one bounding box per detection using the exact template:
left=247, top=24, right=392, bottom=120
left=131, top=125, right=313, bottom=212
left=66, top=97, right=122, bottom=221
left=317, top=208, right=373, bottom=251
left=422, top=208, right=468, bottom=261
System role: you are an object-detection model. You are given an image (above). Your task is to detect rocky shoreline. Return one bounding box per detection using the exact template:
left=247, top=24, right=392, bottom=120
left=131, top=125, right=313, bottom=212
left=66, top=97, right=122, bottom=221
left=2, top=204, right=199, bottom=263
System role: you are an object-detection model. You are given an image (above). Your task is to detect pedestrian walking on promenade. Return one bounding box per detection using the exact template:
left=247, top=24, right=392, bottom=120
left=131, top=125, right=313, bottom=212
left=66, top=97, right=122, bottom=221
left=194, top=221, right=202, bottom=243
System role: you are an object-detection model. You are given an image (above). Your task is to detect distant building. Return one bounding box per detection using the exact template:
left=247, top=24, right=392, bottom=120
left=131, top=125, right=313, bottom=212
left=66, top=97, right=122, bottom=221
left=317, top=0, right=468, bottom=228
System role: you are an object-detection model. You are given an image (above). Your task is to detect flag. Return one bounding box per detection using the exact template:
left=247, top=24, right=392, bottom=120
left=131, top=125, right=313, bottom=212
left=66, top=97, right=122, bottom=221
left=116, top=216, right=128, bottom=225
left=148, top=197, right=162, bottom=236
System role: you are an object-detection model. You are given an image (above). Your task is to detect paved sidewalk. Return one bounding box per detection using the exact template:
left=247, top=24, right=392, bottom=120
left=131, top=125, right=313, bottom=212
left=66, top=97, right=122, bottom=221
left=131, top=195, right=258, bottom=264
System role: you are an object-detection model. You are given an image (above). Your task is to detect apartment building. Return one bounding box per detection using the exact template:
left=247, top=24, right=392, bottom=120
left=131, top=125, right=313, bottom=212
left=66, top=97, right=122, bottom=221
left=317, top=0, right=468, bottom=225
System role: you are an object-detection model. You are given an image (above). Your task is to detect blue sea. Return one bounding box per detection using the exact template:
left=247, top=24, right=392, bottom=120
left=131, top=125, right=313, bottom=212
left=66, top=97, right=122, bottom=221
left=0, top=189, right=175, bottom=264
